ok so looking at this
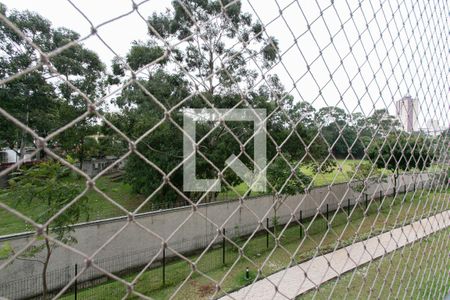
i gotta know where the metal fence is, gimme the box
[0,0,449,299]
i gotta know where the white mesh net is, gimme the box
[0,0,448,299]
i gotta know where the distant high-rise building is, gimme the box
[395,96,420,132]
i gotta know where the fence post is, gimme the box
[379,190,382,202]
[326,204,329,222]
[299,210,303,239]
[222,228,226,265]
[162,244,166,286]
[365,193,368,210]
[74,263,78,300]
[394,174,397,195]
[266,218,269,249]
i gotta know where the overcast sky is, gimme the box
[2,0,448,130]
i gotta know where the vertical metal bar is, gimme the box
[222,228,226,265]
[326,204,329,221]
[74,264,77,300]
[365,193,368,210]
[266,218,269,248]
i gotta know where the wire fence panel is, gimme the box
[0,0,448,299]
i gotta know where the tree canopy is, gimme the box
[0,2,438,207]
[0,3,106,163]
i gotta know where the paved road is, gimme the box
[220,210,450,300]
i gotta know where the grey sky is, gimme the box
[2,0,448,129]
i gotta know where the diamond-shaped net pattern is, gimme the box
[0,0,448,299]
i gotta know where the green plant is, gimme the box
[0,242,12,259]
[0,160,89,299]
[347,161,387,192]
[271,215,280,237]
[267,157,312,235]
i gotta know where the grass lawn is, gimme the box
[59,188,449,300]
[218,159,391,200]
[301,159,374,186]
[300,228,450,299]
[0,176,145,236]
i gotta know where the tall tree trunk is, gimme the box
[42,228,52,300]
[208,37,214,95]
[394,168,399,195]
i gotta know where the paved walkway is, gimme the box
[220,210,450,300]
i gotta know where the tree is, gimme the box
[144,0,279,94]
[110,70,191,202]
[315,106,355,158]
[0,160,88,299]
[0,4,106,165]
[266,157,312,235]
[368,133,434,194]
[108,0,314,204]
[346,161,386,193]
[365,109,401,137]
[0,4,58,156]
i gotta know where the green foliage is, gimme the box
[271,215,280,234]
[267,157,312,196]
[266,157,312,235]
[365,109,401,136]
[368,134,434,172]
[0,4,106,164]
[0,242,12,259]
[108,0,330,203]
[346,161,387,192]
[0,159,89,297]
[126,41,167,71]
[2,160,88,241]
[0,2,429,215]
[315,107,366,159]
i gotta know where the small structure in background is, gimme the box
[0,147,36,164]
[79,156,126,177]
[0,149,17,164]
[0,148,40,187]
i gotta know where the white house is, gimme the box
[0,148,36,164]
[0,149,19,164]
